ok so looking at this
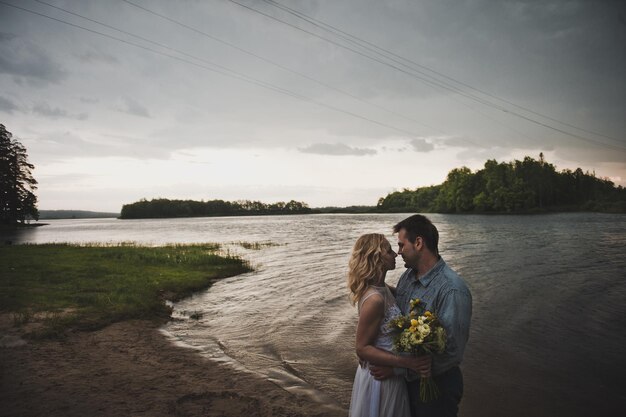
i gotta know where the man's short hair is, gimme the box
[393,214,439,255]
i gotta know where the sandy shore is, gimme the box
[0,318,345,417]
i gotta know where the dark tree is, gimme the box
[0,124,39,225]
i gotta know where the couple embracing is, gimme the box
[347,214,472,417]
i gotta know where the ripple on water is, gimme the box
[9,213,626,415]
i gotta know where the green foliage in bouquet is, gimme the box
[388,298,447,402]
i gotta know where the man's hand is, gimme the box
[369,365,394,380]
[414,355,432,377]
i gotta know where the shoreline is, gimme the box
[0,317,344,417]
[0,242,344,415]
[0,243,342,416]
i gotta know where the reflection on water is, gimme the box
[5,213,626,416]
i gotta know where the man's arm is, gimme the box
[436,288,472,369]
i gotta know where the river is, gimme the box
[5,213,626,416]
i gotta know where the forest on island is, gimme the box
[377,154,626,213]
[120,198,311,219]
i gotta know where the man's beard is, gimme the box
[403,257,417,269]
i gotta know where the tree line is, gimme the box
[3,121,624,223]
[377,154,626,213]
[120,198,312,219]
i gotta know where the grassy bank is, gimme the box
[0,243,251,337]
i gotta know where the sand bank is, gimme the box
[0,319,344,417]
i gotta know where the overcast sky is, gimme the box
[1,0,625,211]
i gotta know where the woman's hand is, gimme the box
[403,355,432,378]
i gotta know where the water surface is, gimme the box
[6,213,626,416]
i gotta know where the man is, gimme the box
[370,214,472,417]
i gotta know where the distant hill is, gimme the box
[39,210,119,219]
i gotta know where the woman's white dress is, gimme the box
[348,285,411,417]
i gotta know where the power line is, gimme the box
[0,0,446,145]
[224,0,625,151]
[263,0,510,109]
[260,0,571,147]
[119,0,444,135]
[7,0,624,152]
[6,1,300,100]
[221,0,508,108]
[262,0,626,146]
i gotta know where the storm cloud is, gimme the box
[0,95,19,113]
[299,143,377,156]
[410,138,435,153]
[0,0,624,210]
[32,102,88,120]
[0,32,66,84]
[116,97,150,118]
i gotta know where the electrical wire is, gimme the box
[119,0,444,135]
[262,0,624,145]
[0,0,449,145]
[223,0,625,151]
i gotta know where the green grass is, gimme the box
[232,240,281,250]
[0,243,251,337]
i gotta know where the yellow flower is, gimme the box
[409,326,417,333]
[424,311,432,317]
[410,319,418,327]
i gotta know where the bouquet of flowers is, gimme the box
[388,298,447,402]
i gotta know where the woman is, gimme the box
[347,233,429,417]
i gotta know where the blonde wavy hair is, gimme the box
[347,233,390,306]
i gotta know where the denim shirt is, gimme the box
[395,257,472,376]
